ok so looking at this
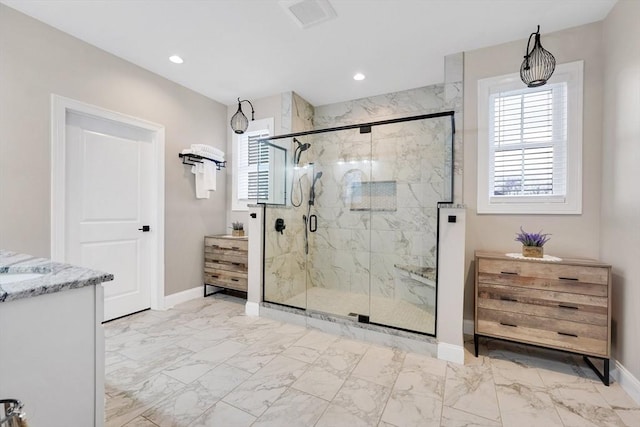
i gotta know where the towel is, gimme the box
[191,144,225,159]
[191,159,217,199]
[182,147,225,163]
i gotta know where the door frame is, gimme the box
[50,94,166,311]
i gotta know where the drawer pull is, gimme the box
[500,322,518,328]
[211,275,219,278]
[232,246,240,250]
[500,271,519,275]
[500,296,518,302]
[557,331,578,337]
[558,304,579,310]
[559,277,579,281]
[231,278,239,282]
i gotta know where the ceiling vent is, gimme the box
[280,0,337,29]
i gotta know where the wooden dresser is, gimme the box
[204,235,248,296]
[474,251,612,385]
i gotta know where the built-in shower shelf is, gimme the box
[350,180,397,211]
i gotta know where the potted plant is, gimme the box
[231,221,244,237]
[515,227,550,258]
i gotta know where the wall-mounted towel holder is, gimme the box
[178,153,226,170]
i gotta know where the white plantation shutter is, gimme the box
[476,60,583,214]
[489,83,567,199]
[237,128,270,200]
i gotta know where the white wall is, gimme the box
[463,22,605,318]
[601,0,640,383]
[0,5,227,296]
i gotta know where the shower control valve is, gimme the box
[275,218,286,234]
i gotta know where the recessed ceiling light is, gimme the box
[169,55,184,64]
[353,73,365,81]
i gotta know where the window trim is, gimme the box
[232,117,274,211]
[477,60,583,214]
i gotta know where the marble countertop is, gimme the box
[0,250,114,303]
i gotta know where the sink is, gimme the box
[0,272,44,284]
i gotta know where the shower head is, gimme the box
[294,138,311,165]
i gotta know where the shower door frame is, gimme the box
[259,110,456,337]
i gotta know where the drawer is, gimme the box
[205,259,247,274]
[477,283,608,312]
[205,247,247,264]
[205,237,248,252]
[478,258,609,286]
[204,271,248,292]
[477,308,607,341]
[477,294,607,326]
[477,272,607,297]
[476,317,608,357]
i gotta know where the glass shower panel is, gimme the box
[263,137,307,309]
[306,128,372,318]
[368,116,453,334]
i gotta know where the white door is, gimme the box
[65,111,154,321]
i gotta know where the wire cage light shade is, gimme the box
[230,98,255,134]
[520,25,556,88]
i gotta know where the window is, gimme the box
[232,118,273,211]
[477,61,583,214]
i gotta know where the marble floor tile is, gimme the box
[252,388,330,427]
[495,382,563,427]
[195,363,253,399]
[142,382,218,427]
[104,295,640,427]
[222,355,309,416]
[351,345,405,387]
[122,416,158,426]
[550,385,626,427]
[105,373,185,427]
[316,377,391,427]
[440,405,502,427]
[443,359,501,423]
[188,401,255,427]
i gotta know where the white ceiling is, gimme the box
[1,0,616,107]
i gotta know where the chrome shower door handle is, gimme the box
[309,215,317,232]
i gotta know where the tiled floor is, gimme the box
[105,294,640,427]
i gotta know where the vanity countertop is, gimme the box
[0,249,113,303]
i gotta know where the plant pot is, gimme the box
[232,229,244,237]
[522,245,543,258]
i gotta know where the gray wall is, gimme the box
[601,0,640,382]
[0,5,228,297]
[463,22,605,321]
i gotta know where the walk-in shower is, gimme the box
[260,112,454,336]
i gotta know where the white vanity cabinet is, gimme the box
[0,284,105,426]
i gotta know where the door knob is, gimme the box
[138,225,151,232]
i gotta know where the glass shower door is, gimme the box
[305,128,372,319]
[367,116,453,334]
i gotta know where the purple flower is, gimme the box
[515,226,551,247]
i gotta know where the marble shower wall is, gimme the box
[263,92,314,306]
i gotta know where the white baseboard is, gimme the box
[164,286,202,309]
[438,342,464,364]
[463,319,474,335]
[612,359,640,405]
[245,301,260,316]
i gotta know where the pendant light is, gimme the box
[520,25,556,88]
[230,98,255,134]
